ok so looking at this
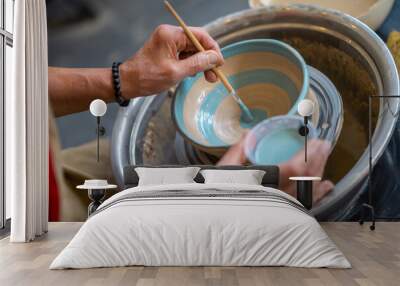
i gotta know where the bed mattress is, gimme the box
[50,183,350,269]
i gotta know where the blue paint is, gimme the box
[234,92,254,123]
[254,128,304,165]
[240,108,267,129]
[196,85,227,146]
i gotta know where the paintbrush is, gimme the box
[164,0,254,122]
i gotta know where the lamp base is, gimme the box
[296,180,313,210]
[88,189,106,216]
[359,203,375,231]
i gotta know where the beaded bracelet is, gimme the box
[112,62,130,107]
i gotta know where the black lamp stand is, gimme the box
[299,116,310,162]
[96,116,106,162]
[359,95,400,231]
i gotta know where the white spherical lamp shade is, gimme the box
[297,99,315,117]
[90,99,107,117]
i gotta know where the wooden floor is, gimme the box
[0,222,399,286]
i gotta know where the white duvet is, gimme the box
[50,183,350,269]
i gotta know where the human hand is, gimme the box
[120,24,224,98]
[217,135,334,204]
[216,133,248,166]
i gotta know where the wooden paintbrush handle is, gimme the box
[164,0,234,94]
[211,68,234,94]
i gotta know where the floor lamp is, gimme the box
[359,95,400,231]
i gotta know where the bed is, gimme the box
[50,165,350,269]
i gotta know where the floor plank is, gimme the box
[0,222,399,286]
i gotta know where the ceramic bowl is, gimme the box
[243,65,343,166]
[248,0,395,30]
[172,39,309,152]
[244,115,317,164]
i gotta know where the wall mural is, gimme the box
[47,0,400,222]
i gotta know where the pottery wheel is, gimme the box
[129,66,343,167]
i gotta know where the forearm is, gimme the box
[49,67,114,116]
[49,66,139,117]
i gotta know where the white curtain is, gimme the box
[7,0,48,242]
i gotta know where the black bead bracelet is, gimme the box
[112,62,130,107]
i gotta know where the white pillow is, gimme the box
[135,167,200,186]
[200,169,266,185]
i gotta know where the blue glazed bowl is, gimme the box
[172,39,309,152]
[244,115,317,165]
